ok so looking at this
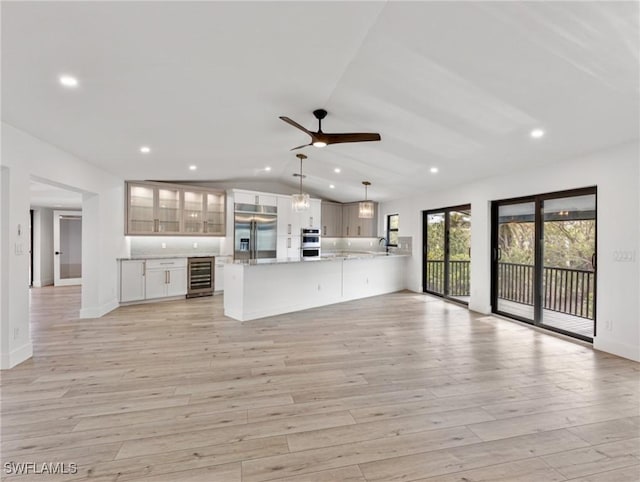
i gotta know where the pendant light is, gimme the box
[359,181,374,218]
[291,153,310,212]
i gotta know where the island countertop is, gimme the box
[232,252,409,266]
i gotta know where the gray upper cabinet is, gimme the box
[322,201,378,237]
[126,181,225,236]
[321,202,343,237]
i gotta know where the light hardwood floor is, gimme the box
[1,286,638,481]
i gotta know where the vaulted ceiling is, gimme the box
[2,1,638,202]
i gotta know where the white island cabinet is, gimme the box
[224,255,407,321]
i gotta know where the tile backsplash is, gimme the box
[321,236,412,255]
[129,236,225,257]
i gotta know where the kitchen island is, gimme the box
[224,254,408,321]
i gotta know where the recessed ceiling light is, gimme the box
[430,167,439,174]
[265,166,272,172]
[530,128,545,139]
[334,168,341,173]
[329,184,335,189]
[59,75,78,88]
[139,146,151,154]
[189,165,197,171]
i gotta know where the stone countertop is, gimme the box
[117,254,232,261]
[233,253,408,266]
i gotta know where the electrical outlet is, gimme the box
[613,250,635,262]
[605,320,613,331]
[161,243,166,249]
[317,284,321,291]
[193,242,198,248]
[13,327,19,339]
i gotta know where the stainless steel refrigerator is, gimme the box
[234,203,277,260]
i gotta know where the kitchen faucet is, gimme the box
[379,237,389,253]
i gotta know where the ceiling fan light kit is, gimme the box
[280,109,381,151]
[292,153,310,212]
[359,181,375,219]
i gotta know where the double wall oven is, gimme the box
[301,228,321,259]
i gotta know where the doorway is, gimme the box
[53,210,82,286]
[491,187,596,341]
[423,205,471,304]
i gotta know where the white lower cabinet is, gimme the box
[119,258,187,303]
[145,259,187,299]
[120,260,146,302]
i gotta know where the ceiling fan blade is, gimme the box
[290,143,312,151]
[279,116,312,135]
[324,132,381,145]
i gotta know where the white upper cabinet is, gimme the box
[234,191,277,207]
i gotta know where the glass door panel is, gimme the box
[541,194,596,338]
[448,209,471,303]
[496,202,535,321]
[183,191,204,233]
[54,211,82,286]
[425,212,445,295]
[205,193,225,234]
[157,188,180,233]
[129,184,155,233]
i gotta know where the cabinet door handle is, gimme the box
[323,226,327,236]
[203,220,208,232]
[154,219,159,232]
[287,238,291,248]
[142,262,146,276]
[168,270,170,284]
[255,195,259,205]
[358,226,361,236]
[346,226,349,236]
[164,270,168,284]
[287,223,291,235]
[310,216,313,227]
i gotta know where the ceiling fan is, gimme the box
[279,109,381,150]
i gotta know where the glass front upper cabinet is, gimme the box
[126,182,225,236]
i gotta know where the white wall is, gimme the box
[379,141,640,362]
[32,208,54,287]
[1,122,128,368]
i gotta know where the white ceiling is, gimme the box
[3,1,639,203]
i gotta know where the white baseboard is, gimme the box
[79,298,119,319]
[32,278,54,288]
[594,337,640,362]
[0,342,33,369]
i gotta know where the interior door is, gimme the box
[53,210,82,286]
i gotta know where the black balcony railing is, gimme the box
[425,260,595,319]
[425,260,470,297]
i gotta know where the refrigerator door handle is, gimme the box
[251,220,256,259]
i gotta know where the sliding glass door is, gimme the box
[540,194,596,338]
[495,201,536,321]
[423,205,471,304]
[492,188,596,341]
